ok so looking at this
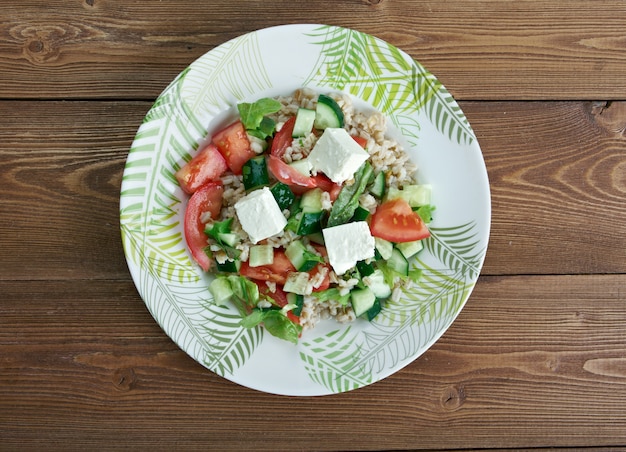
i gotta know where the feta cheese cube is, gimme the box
[234,187,287,244]
[308,128,370,184]
[322,221,375,275]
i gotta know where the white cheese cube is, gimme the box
[308,128,370,184]
[322,221,375,275]
[234,187,287,244]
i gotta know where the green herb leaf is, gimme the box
[327,162,374,227]
[238,98,282,132]
[240,309,302,344]
[415,204,436,223]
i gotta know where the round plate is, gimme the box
[120,24,490,396]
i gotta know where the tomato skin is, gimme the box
[311,174,342,201]
[351,135,368,148]
[212,121,255,174]
[369,198,430,243]
[240,250,296,285]
[254,282,300,324]
[270,116,296,158]
[267,155,317,194]
[175,143,228,195]
[184,182,224,271]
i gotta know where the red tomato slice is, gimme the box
[240,249,296,285]
[254,282,300,324]
[369,198,430,243]
[309,264,330,292]
[270,116,296,158]
[212,121,255,174]
[351,135,368,148]
[311,174,342,201]
[267,155,316,194]
[183,182,223,271]
[175,143,228,195]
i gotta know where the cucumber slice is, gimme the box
[248,245,274,267]
[369,171,386,199]
[374,237,393,260]
[216,259,241,273]
[242,156,269,191]
[270,182,295,210]
[292,108,316,137]
[351,206,370,222]
[283,272,311,295]
[287,292,305,316]
[296,211,323,235]
[396,240,424,260]
[285,240,323,272]
[289,158,313,176]
[356,260,375,277]
[350,287,376,317]
[366,269,392,299]
[209,277,234,306]
[387,248,409,277]
[314,94,344,129]
[366,299,383,321]
[217,232,239,247]
[386,184,432,207]
[300,187,324,213]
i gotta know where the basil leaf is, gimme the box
[262,310,302,344]
[238,98,282,131]
[327,162,374,227]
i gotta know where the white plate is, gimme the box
[120,24,490,396]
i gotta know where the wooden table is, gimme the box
[2,1,626,450]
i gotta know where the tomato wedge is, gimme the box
[183,182,223,271]
[311,174,342,201]
[267,155,316,194]
[270,116,296,158]
[352,135,368,148]
[175,143,228,195]
[369,198,430,243]
[254,282,300,324]
[240,249,296,285]
[212,121,256,174]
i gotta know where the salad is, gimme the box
[176,89,434,344]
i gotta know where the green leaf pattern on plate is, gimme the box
[303,25,475,146]
[120,25,489,395]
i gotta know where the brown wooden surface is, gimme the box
[1,1,626,450]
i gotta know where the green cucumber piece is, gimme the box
[209,277,234,306]
[300,187,324,213]
[283,272,311,295]
[356,260,375,278]
[248,245,274,267]
[242,156,269,191]
[217,232,239,247]
[366,299,383,321]
[287,292,305,316]
[292,108,316,137]
[369,171,386,199]
[374,237,393,260]
[366,269,392,299]
[351,206,370,222]
[387,248,409,277]
[296,211,324,235]
[396,240,424,260]
[386,184,432,207]
[314,94,344,129]
[216,259,241,273]
[289,158,313,176]
[285,240,324,272]
[270,182,295,210]
[350,287,376,317]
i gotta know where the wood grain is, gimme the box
[1,1,625,100]
[2,275,625,450]
[1,100,624,280]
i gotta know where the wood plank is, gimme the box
[1,275,626,449]
[1,1,625,100]
[1,100,625,280]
